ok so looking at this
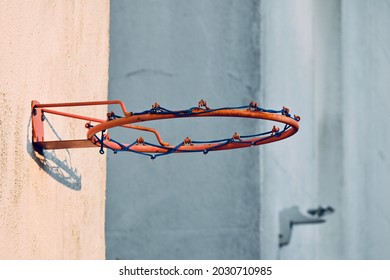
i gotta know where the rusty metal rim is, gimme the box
[31,100,300,154]
[87,109,299,153]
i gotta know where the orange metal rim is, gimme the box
[31,100,300,155]
[87,108,300,153]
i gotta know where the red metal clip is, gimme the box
[271,125,280,135]
[232,132,241,141]
[282,106,290,115]
[136,137,145,145]
[152,102,160,110]
[248,101,258,111]
[106,111,115,121]
[198,99,210,110]
[184,137,193,146]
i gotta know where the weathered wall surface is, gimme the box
[107,0,390,259]
[107,0,261,260]
[259,0,319,259]
[0,1,109,259]
[341,0,390,259]
[260,0,390,259]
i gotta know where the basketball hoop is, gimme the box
[31,100,300,159]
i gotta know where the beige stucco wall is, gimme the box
[0,1,109,259]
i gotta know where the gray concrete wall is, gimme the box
[260,0,390,259]
[259,0,320,259]
[107,0,261,260]
[341,0,390,259]
[107,0,390,259]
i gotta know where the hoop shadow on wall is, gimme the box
[26,116,82,190]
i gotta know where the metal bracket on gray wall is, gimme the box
[279,206,330,247]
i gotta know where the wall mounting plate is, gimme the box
[279,206,327,247]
